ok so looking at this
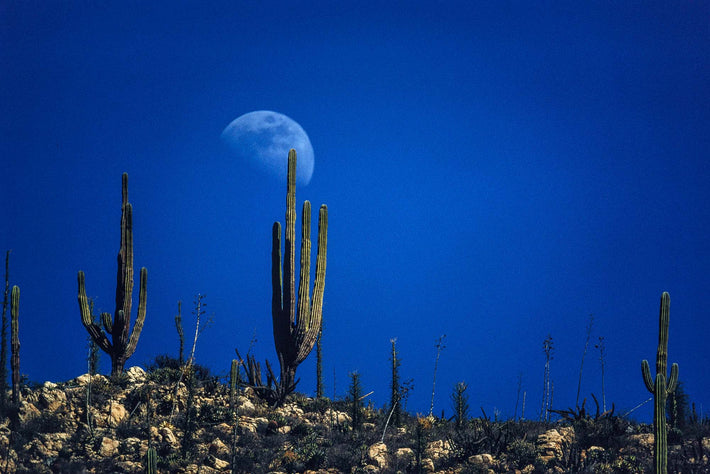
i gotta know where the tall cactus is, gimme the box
[641,292,678,474]
[271,149,328,403]
[10,285,20,403]
[78,173,147,376]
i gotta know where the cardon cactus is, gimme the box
[641,292,678,474]
[10,285,20,403]
[78,173,147,375]
[271,149,328,404]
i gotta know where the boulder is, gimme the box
[98,437,120,457]
[368,441,388,469]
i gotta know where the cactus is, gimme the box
[10,285,20,403]
[641,292,678,474]
[175,301,184,365]
[229,359,239,404]
[145,446,157,474]
[78,173,147,376]
[270,149,328,404]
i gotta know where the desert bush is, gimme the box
[506,438,539,469]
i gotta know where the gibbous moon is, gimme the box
[221,111,314,185]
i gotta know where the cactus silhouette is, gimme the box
[10,285,20,403]
[271,149,328,404]
[641,292,678,474]
[78,173,147,376]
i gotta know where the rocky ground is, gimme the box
[0,365,708,473]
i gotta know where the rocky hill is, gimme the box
[1,366,708,473]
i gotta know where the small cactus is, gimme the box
[145,446,157,474]
[229,359,239,403]
[641,292,678,474]
[78,173,147,375]
[10,285,20,403]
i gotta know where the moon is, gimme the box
[221,111,314,185]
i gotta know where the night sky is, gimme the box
[2,1,708,422]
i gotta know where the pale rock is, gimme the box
[206,454,230,470]
[421,457,435,472]
[469,453,494,465]
[73,373,107,386]
[107,401,128,426]
[536,427,575,463]
[278,402,304,418]
[120,437,142,455]
[368,441,388,469]
[37,386,67,412]
[236,395,256,415]
[42,381,57,389]
[18,400,40,423]
[395,447,415,465]
[209,438,230,458]
[363,422,376,431]
[362,465,379,473]
[160,425,179,447]
[277,425,292,434]
[426,438,450,462]
[99,436,120,457]
[125,366,147,383]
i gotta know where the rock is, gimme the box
[125,366,146,384]
[469,453,494,465]
[236,395,256,415]
[421,457,435,472]
[536,427,574,463]
[426,438,450,462]
[206,454,230,470]
[120,437,142,455]
[107,402,128,426]
[160,425,179,448]
[395,447,415,466]
[209,438,230,458]
[18,401,40,423]
[72,373,107,386]
[37,387,67,412]
[98,436,120,457]
[368,442,388,469]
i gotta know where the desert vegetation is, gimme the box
[1,150,708,473]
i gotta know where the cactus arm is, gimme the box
[272,222,290,358]
[116,200,134,349]
[668,364,679,393]
[295,204,327,364]
[655,292,670,375]
[641,360,654,392]
[284,149,297,328]
[78,271,112,354]
[101,312,113,334]
[296,200,312,332]
[125,266,147,359]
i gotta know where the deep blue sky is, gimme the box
[2,2,708,422]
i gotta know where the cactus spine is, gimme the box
[10,285,20,403]
[271,149,328,403]
[78,173,147,375]
[641,292,678,474]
